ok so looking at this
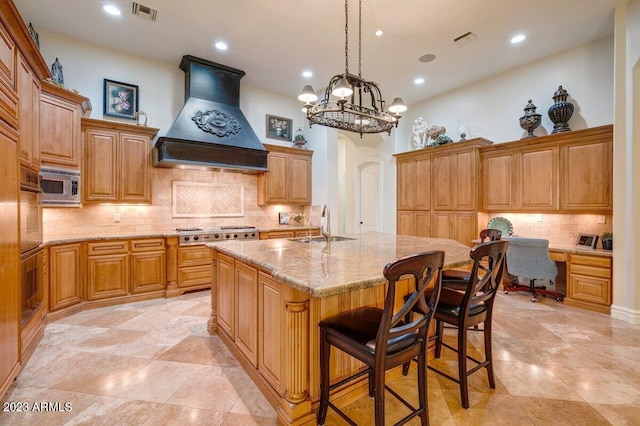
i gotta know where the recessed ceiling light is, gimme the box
[102,4,122,16]
[215,41,228,51]
[511,34,526,44]
[414,77,425,85]
[302,71,313,78]
[418,53,436,63]
[375,29,383,37]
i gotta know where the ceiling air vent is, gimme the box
[132,2,158,21]
[453,31,478,47]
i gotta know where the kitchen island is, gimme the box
[206,232,472,425]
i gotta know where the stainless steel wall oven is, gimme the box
[20,166,44,326]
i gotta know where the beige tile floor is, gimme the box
[2,289,640,425]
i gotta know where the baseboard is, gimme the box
[610,304,640,325]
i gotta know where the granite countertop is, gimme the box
[207,232,472,298]
[471,239,613,258]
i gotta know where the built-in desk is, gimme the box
[547,246,612,314]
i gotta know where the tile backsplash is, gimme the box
[43,167,305,239]
[478,212,613,248]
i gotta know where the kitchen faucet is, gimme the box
[321,204,331,241]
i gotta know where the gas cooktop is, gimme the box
[175,226,260,245]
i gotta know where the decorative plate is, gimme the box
[487,216,513,236]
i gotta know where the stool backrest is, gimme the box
[378,250,444,356]
[459,240,508,316]
[480,228,502,242]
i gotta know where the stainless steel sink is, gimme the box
[290,236,357,243]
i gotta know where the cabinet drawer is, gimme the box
[178,245,213,267]
[570,264,610,279]
[549,251,565,262]
[131,238,165,252]
[260,231,295,239]
[87,240,128,255]
[295,229,320,238]
[569,254,611,269]
[178,265,213,288]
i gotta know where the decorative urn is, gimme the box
[547,85,574,133]
[519,99,542,139]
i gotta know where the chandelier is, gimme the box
[298,0,406,136]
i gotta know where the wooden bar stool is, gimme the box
[317,250,445,426]
[430,240,508,408]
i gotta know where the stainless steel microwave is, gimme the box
[40,167,81,207]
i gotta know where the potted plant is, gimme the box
[601,232,613,250]
[293,128,307,148]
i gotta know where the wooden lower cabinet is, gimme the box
[49,242,83,311]
[177,245,213,292]
[259,272,285,395]
[87,240,129,300]
[131,239,166,294]
[259,228,320,240]
[235,261,258,367]
[430,211,476,246]
[217,252,235,337]
[565,253,612,314]
[397,211,430,236]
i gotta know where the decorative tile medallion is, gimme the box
[172,181,244,218]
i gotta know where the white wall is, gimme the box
[397,36,614,150]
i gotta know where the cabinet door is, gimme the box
[431,212,475,246]
[217,252,235,337]
[397,211,414,235]
[49,243,83,311]
[482,151,517,211]
[263,152,288,203]
[432,153,454,210]
[120,133,151,202]
[414,155,431,210]
[0,129,18,396]
[87,253,129,300]
[84,128,118,202]
[561,139,612,212]
[17,54,40,169]
[397,159,416,210]
[0,23,18,130]
[289,154,311,204]
[452,150,474,210]
[414,211,431,237]
[235,261,258,367]
[259,272,285,394]
[131,251,166,294]
[518,146,558,211]
[40,92,81,168]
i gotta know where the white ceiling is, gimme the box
[14,0,619,106]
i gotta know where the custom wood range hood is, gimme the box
[153,55,268,172]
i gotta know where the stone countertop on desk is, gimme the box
[207,232,472,298]
[546,244,613,257]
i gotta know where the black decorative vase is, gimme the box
[548,85,574,134]
[519,99,541,139]
[602,240,612,250]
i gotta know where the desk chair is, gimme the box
[503,237,564,302]
[317,251,444,426]
[430,240,508,409]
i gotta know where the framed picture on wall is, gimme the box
[266,114,292,141]
[103,79,139,119]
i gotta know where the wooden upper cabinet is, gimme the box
[397,153,430,211]
[84,127,118,202]
[40,81,90,169]
[431,140,489,211]
[479,125,612,214]
[518,145,558,211]
[481,150,517,211]
[0,22,15,90]
[258,144,313,205]
[17,52,40,170]
[561,129,612,212]
[82,118,158,204]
